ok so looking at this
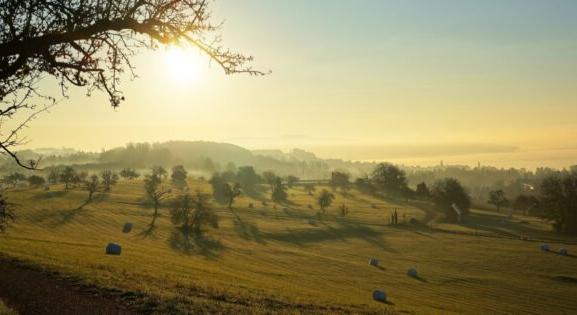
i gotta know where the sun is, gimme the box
[163,46,205,83]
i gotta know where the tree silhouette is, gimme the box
[0,194,14,232]
[171,165,188,189]
[431,178,471,221]
[488,189,510,212]
[286,175,299,188]
[415,182,431,199]
[170,191,218,236]
[318,189,335,213]
[144,168,171,227]
[330,171,350,192]
[371,163,409,197]
[271,176,287,203]
[2,172,26,188]
[100,169,118,192]
[236,166,260,193]
[84,174,99,201]
[0,1,264,168]
[540,172,577,235]
[223,182,241,209]
[262,171,277,189]
[27,175,46,188]
[59,166,76,190]
[119,168,140,180]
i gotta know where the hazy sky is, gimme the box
[19,0,577,166]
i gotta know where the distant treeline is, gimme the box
[2,141,576,210]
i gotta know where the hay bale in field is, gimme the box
[541,244,551,252]
[368,257,379,267]
[407,267,418,278]
[105,243,122,255]
[559,248,568,256]
[372,290,387,302]
[122,222,133,233]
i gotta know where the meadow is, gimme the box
[1,179,576,314]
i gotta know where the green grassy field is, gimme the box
[0,299,17,315]
[1,179,576,314]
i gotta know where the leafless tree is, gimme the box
[0,194,14,232]
[84,174,99,201]
[0,0,264,169]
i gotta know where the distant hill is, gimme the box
[252,148,318,162]
[156,141,255,165]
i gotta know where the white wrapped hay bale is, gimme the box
[372,290,387,302]
[368,257,379,267]
[122,222,133,233]
[106,243,122,255]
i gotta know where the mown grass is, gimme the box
[1,179,576,314]
[0,299,17,315]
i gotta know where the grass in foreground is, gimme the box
[0,299,17,315]
[1,180,576,314]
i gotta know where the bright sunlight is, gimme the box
[163,46,205,83]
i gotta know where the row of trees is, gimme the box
[414,167,577,235]
[2,161,575,236]
[481,171,577,235]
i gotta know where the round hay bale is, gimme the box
[559,248,568,256]
[372,290,387,302]
[368,258,379,267]
[105,243,122,255]
[541,244,551,252]
[407,267,418,278]
[122,222,133,233]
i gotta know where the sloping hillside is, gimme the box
[0,181,576,314]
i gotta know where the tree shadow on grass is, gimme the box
[32,190,69,199]
[30,200,91,227]
[243,188,267,202]
[168,228,224,259]
[230,209,266,244]
[260,218,396,252]
[457,211,570,241]
[409,275,428,283]
[138,222,159,239]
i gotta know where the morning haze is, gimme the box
[21,0,577,169]
[1,1,576,314]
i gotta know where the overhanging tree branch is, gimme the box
[0,0,265,169]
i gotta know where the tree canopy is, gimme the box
[539,171,577,235]
[371,163,409,196]
[0,0,262,168]
[431,177,471,221]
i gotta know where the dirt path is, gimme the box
[0,257,135,315]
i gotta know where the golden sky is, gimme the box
[18,1,577,167]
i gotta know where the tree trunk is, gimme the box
[151,201,159,226]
